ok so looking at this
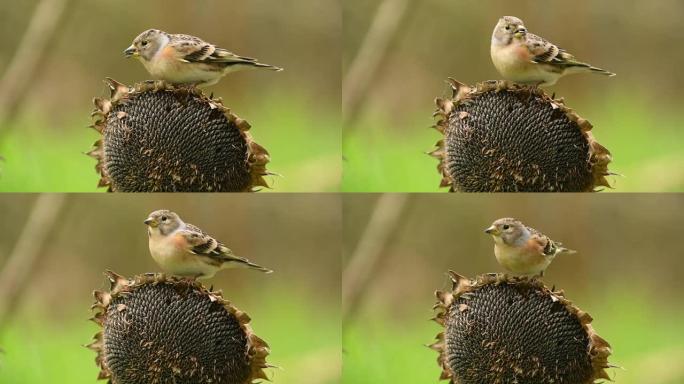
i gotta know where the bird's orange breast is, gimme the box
[523,237,546,254]
[170,233,187,250]
[161,45,178,59]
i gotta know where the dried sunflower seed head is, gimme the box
[431,271,612,384]
[87,79,271,192]
[430,80,613,192]
[88,271,270,384]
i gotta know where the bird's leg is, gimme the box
[171,83,195,91]
[149,79,167,91]
[181,275,199,283]
[185,83,199,90]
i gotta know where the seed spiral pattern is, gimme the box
[103,90,249,192]
[445,283,591,384]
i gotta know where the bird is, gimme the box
[144,209,273,279]
[124,29,282,87]
[490,16,615,87]
[484,217,576,276]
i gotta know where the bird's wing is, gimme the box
[180,223,252,263]
[167,34,258,65]
[525,225,577,257]
[524,33,563,64]
[178,223,272,273]
[525,32,594,70]
[177,224,221,259]
[524,226,556,256]
[164,34,213,62]
[205,47,260,64]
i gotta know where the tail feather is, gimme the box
[558,247,577,256]
[223,256,273,273]
[562,58,615,77]
[567,62,615,76]
[588,65,616,76]
[251,62,283,71]
[243,260,274,273]
[224,61,283,71]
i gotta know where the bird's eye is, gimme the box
[505,26,511,31]
[502,225,510,230]
[141,40,148,47]
[161,216,167,221]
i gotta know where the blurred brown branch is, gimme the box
[342,194,409,323]
[0,194,67,328]
[342,0,415,130]
[0,0,71,126]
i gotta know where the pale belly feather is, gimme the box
[494,244,550,275]
[491,44,560,86]
[149,235,218,278]
[142,57,223,85]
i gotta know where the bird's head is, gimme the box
[484,217,526,246]
[144,209,182,235]
[492,16,527,45]
[124,29,168,61]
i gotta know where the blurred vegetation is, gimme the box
[0,0,341,192]
[342,0,684,192]
[342,194,684,383]
[0,194,341,383]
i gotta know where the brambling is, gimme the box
[144,209,273,279]
[491,16,615,87]
[484,218,576,277]
[124,29,282,87]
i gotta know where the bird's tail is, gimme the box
[558,246,577,256]
[223,255,273,273]
[567,62,615,77]
[587,65,616,77]
[250,62,283,71]
[225,60,282,72]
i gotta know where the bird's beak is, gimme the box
[514,27,527,37]
[124,45,139,58]
[144,217,157,227]
[484,225,499,235]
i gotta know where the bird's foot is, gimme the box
[179,83,199,90]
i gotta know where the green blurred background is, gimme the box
[342,194,684,384]
[0,0,341,192]
[342,0,684,192]
[0,194,341,383]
